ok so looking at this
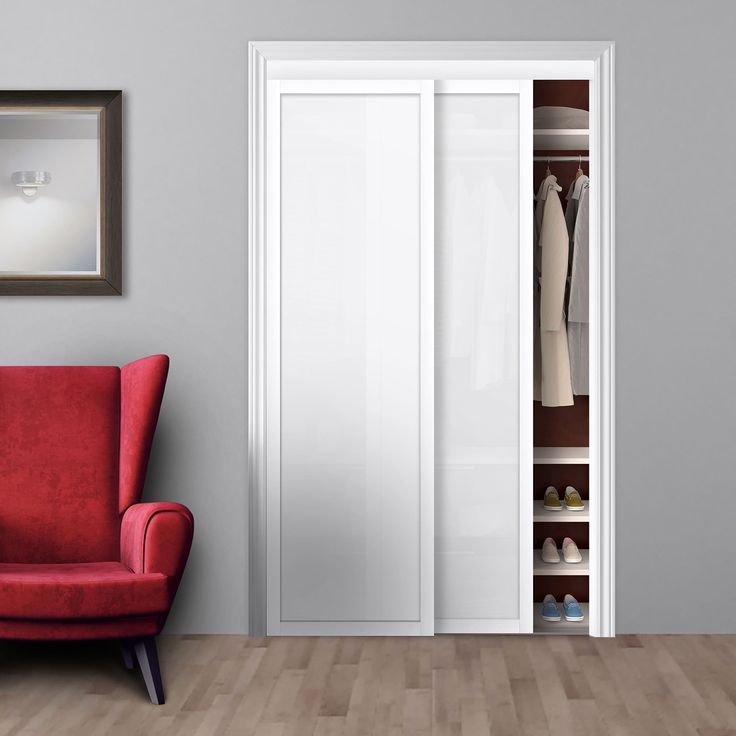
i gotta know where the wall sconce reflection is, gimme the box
[11,171,52,199]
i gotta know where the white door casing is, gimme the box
[248,42,615,637]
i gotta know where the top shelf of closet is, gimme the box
[533,447,589,465]
[533,128,588,151]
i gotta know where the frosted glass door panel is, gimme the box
[435,93,521,623]
[279,94,422,622]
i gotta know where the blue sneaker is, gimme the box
[541,594,561,621]
[563,594,584,621]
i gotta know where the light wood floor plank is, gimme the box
[0,635,734,735]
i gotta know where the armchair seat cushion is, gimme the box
[0,562,169,620]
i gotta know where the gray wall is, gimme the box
[0,0,733,634]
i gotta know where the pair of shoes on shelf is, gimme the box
[542,594,584,622]
[542,537,582,563]
[544,485,585,511]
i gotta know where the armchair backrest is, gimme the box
[0,355,168,563]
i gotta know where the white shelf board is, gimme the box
[534,603,589,635]
[534,549,589,576]
[534,447,589,464]
[533,500,590,522]
[534,128,589,150]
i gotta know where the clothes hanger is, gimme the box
[575,154,584,180]
[545,159,551,177]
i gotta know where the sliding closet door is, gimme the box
[266,81,434,635]
[434,81,533,633]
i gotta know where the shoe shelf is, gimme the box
[533,500,590,522]
[533,549,589,575]
[533,446,589,464]
[533,603,589,635]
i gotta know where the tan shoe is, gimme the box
[562,537,582,563]
[564,486,585,511]
[542,537,560,563]
[543,486,562,511]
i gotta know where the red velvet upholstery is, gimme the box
[120,355,169,513]
[0,355,193,641]
[0,562,168,619]
[0,616,162,641]
[0,367,121,563]
[121,503,193,580]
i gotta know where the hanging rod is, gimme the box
[534,156,589,162]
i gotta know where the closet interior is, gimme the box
[532,80,590,634]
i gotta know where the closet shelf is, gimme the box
[533,447,589,464]
[533,500,590,522]
[533,603,589,635]
[533,128,589,151]
[533,550,589,576]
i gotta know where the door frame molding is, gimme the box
[248,40,616,637]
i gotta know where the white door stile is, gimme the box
[518,78,534,634]
[265,79,282,636]
[419,79,436,637]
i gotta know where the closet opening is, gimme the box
[248,42,615,638]
[532,79,591,634]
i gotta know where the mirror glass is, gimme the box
[0,111,100,274]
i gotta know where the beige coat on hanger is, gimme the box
[534,175,574,407]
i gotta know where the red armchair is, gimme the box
[0,354,193,704]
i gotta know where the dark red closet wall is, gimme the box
[533,79,590,449]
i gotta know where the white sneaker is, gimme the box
[562,537,582,563]
[541,537,560,563]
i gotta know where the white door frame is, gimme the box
[248,41,615,637]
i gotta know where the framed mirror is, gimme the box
[0,91,122,295]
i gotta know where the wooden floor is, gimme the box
[1,634,736,735]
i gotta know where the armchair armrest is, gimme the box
[121,503,194,586]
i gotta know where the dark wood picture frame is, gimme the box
[0,91,122,295]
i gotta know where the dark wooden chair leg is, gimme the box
[133,636,165,705]
[121,639,135,670]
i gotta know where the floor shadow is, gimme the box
[0,639,147,699]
